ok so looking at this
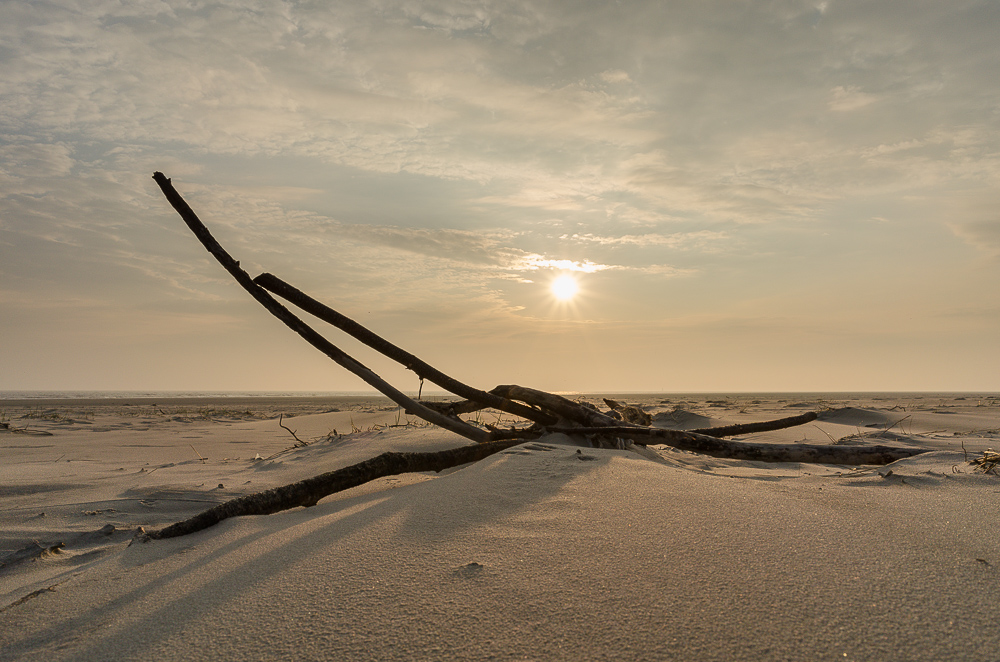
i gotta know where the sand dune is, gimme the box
[2,393,999,660]
[652,408,727,430]
[817,406,897,428]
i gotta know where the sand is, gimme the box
[2,392,999,660]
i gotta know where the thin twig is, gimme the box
[278,414,303,445]
[813,425,837,443]
[878,415,911,438]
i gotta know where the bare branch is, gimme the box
[542,425,925,464]
[146,438,525,539]
[278,414,303,445]
[493,385,630,428]
[692,411,819,437]
[255,273,555,426]
[148,170,937,547]
[152,172,488,443]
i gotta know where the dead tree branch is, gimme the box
[254,273,555,426]
[147,438,524,539]
[692,411,819,437]
[278,414,303,445]
[152,172,489,444]
[493,385,629,428]
[541,425,925,464]
[149,171,935,539]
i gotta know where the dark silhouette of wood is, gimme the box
[147,438,524,539]
[692,411,819,437]
[278,414,304,445]
[540,424,924,464]
[152,172,489,444]
[493,385,629,428]
[254,273,555,427]
[148,171,934,539]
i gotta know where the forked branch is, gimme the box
[152,172,489,444]
[254,273,555,426]
[148,172,932,539]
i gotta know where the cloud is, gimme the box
[0,142,74,179]
[562,230,729,250]
[315,222,624,282]
[333,223,513,266]
[3,0,1000,390]
[952,219,1000,257]
[626,264,695,277]
[829,85,877,112]
[512,256,612,273]
[862,139,924,157]
[4,0,995,230]
[598,69,632,84]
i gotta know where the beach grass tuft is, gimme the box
[970,448,1000,474]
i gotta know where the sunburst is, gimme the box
[551,273,578,301]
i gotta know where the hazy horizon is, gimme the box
[5,389,998,399]
[2,1,998,393]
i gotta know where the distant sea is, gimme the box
[0,391,382,400]
[2,390,996,401]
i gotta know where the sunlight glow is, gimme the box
[551,273,579,301]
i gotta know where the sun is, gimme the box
[551,273,579,301]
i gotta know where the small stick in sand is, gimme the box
[190,444,207,463]
[278,414,303,445]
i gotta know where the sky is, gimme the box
[1,0,999,394]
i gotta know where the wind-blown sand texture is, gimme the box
[2,393,999,661]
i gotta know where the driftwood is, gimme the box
[691,412,821,438]
[152,172,490,444]
[605,398,653,426]
[148,172,931,539]
[542,425,926,464]
[148,439,524,539]
[253,273,557,427]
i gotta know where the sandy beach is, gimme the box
[2,392,999,660]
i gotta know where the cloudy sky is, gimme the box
[2,0,998,394]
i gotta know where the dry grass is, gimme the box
[970,448,1000,474]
